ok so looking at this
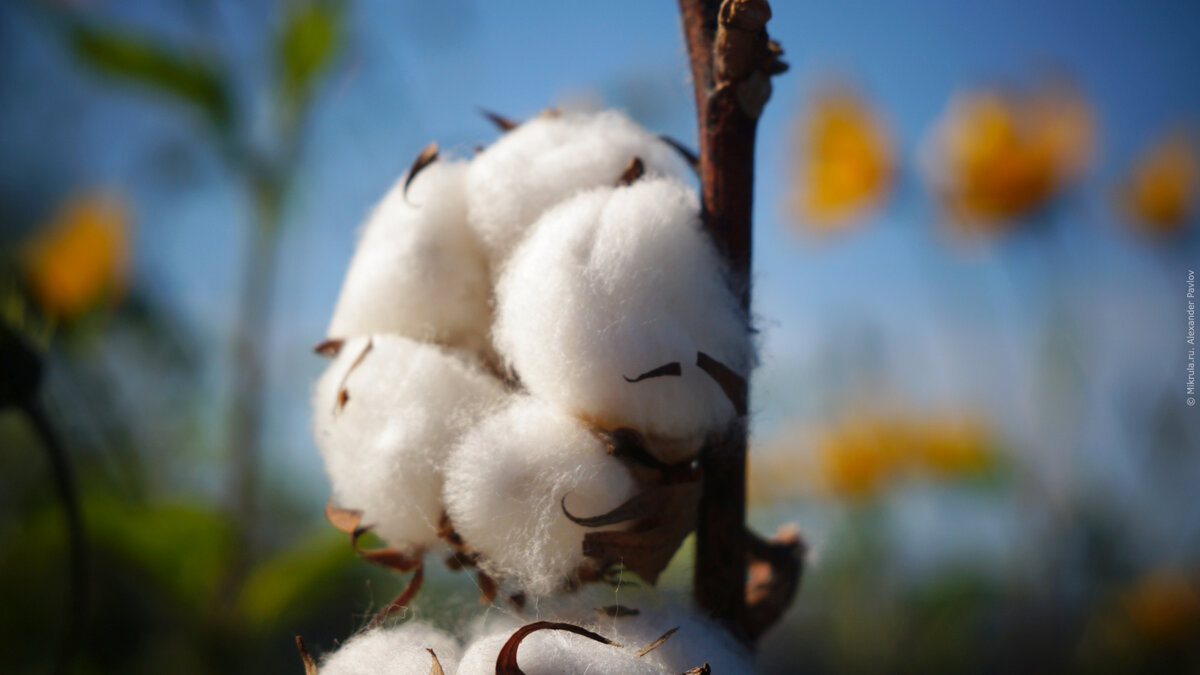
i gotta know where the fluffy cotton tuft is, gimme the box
[443,396,636,596]
[313,335,507,552]
[327,159,493,353]
[466,110,691,267]
[454,602,753,675]
[319,622,461,675]
[493,177,755,457]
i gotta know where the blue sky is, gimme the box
[2,1,1198,546]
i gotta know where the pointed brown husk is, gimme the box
[495,622,622,675]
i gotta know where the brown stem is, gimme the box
[677,0,786,639]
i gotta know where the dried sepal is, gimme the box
[295,635,317,675]
[636,626,679,657]
[658,135,700,171]
[744,524,806,640]
[403,142,440,202]
[681,665,712,675]
[313,338,344,357]
[695,351,747,416]
[427,648,445,675]
[561,489,662,528]
[477,570,499,605]
[581,479,703,584]
[324,502,421,573]
[480,108,519,132]
[618,156,647,186]
[622,361,682,383]
[333,337,373,414]
[367,562,425,628]
[495,622,622,675]
[325,500,362,534]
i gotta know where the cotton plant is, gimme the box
[303,103,772,671]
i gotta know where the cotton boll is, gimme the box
[467,110,691,266]
[319,622,461,675]
[443,396,636,596]
[313,334,507,552]
[456,623,663,675]
[327,159,493,353]
[603,605,755,674]
[453,602,753,675]
[494,177,755,459]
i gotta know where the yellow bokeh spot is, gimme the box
[815,413,996,501]
[792,88,893,231]
[926,85,1095,231]
[23,192,131,320]
[1120,132,1198,236]
[817,418,909,500]
[1122,570,1200,646]
[915,417,992,477]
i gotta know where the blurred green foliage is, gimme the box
[67,22,232,131]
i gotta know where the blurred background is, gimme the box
[1,1,1198,673]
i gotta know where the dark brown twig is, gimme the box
[677,0,787,640]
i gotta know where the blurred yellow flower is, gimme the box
[814,413,996,501]
[1119,132,1197,236]
[922,84,1095,231]
[790,87,893,232]
[817,418,909,500]
[23,192,130,320]
[915,417,993,477]
[1122,570,1200,645]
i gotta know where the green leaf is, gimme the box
[85,497,235,610]
[67,22,232,130]
[277,1,344,113]
[235,528,357,631]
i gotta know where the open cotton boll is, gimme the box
[319,622,461,675]
[454,602,753,675]
[313,334,506,552]
[456,625,664,675]
[327,159,492,353]
[443,396,636,596]
[466,109,691,266]
[596,605,756,674]
[494,177,756,460]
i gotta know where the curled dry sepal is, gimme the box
[493,621,710,675]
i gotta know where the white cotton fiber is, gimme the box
[442,396,636,597]
[319,622,461,675]
[327,159,493,353]
[604,604,756,674]
[466,109,691,267]
[313,334,507,552]
[454,602,754,675]
[493,177,755,458]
